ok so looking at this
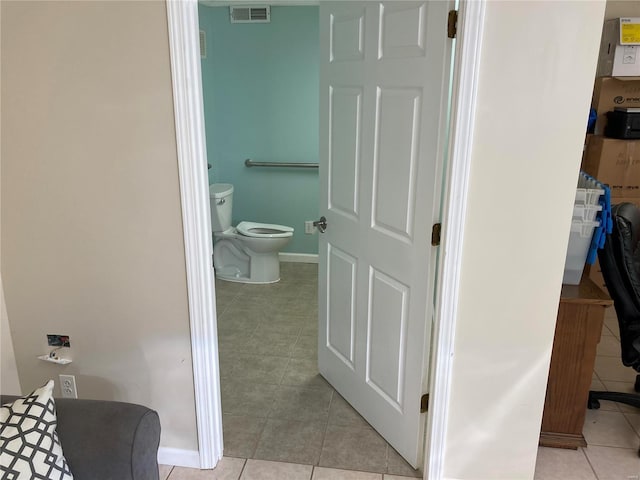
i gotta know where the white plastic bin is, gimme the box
[575,187,605,206]
[563,219,600,285]
[572,203,603,222]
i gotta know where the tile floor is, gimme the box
[159,263,640,479]
[215,263,419,478]
[533,306,640,479]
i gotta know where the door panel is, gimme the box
[372,87,422,240]
[366,267,409,410]
[327,245,357,368]
[318,1,450,467]
[329,87,362,219]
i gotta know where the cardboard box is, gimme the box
[587,196,640,294]
[582,136,640,197]
[597,18,640,77]
[592,77,640,134]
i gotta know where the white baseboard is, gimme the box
[158,447,201,468]
[279,252,318,263]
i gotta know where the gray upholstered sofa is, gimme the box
[1,395,161,480]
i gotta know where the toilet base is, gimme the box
[213,241,282,284]
[215,271,280,284]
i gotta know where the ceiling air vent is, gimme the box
[230,6,271,24]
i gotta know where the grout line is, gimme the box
[579,447,600,480]
[237,457,248,480]
[317,389,335,468]
[163,465,175,480]
[250,416,269,460]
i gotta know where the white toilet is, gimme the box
[209,183,293,284]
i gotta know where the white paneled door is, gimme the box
[318,1,451,467]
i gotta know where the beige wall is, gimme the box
[605,0,640,19]
[442,1,605,479]
[1,1,198,451]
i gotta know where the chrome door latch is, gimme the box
[313,216,328,233]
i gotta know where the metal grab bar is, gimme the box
[244,158,318,169]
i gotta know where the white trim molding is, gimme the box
[157,448,201,469]
[425,1,486,479]
[279,252,319,264]
[166,0,224,469]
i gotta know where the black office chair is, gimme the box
[588,203,640,419]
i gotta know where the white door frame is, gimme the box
[165,0,485,476]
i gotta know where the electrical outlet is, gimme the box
[59,374,78,399]
[304,221,316,234]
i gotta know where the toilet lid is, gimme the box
[236,221,294,238]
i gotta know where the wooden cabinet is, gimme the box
[539,277,613,449]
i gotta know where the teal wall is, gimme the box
[199,6,319,255]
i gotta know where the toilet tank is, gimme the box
[209,183,234,232]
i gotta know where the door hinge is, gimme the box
[447,10,458,39]
[431,223,442,246]
[420,393,430,413]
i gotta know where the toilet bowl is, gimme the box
[210,184,293,284]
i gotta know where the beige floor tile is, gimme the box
[533,447,596,480]
[291,335,318,359]
[217,315,262,334]
[253,319,304,336]
[583,409,640,448]
[319,424,388,473]
[583,445,640,480]
[221,303,274,323]
[223,415,267,458]
[169,457,246,479]
[604,306,617,320]
[253,418,325,465]
[603,316,620,339]
[240,459,313,480]
[245,331,299,357]
[269,385,333,423]
[221,381,279,417]
[600,324,615,337]
[267,298,316,317]
[312,467,382,479]
[601,380,640,413]
[386,448,421,478]
[215,279,245,295]
[594,356,637,383]
[327,394,370,429]
[591,376,604,390]
[159,464,174,480]
[625,413,640,437]
[300,322,319,337]
[227,354,290,385]
[218,329,254,352]
[597,335,622,357]
[281,357,332,391]
[383,476,418,480]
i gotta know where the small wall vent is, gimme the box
[199,30,206,58]
[230,6,271,24]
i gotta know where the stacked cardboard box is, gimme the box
[583,135,640,291]
[583,139,640,292]
[584,18,640,291]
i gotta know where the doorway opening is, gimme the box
[199,4,421,476]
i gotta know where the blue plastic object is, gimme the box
[579,171,612,265]
[587,108,597,134]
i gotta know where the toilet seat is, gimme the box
[236,221,293,238]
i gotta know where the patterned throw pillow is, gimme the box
[0,380,74,480]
